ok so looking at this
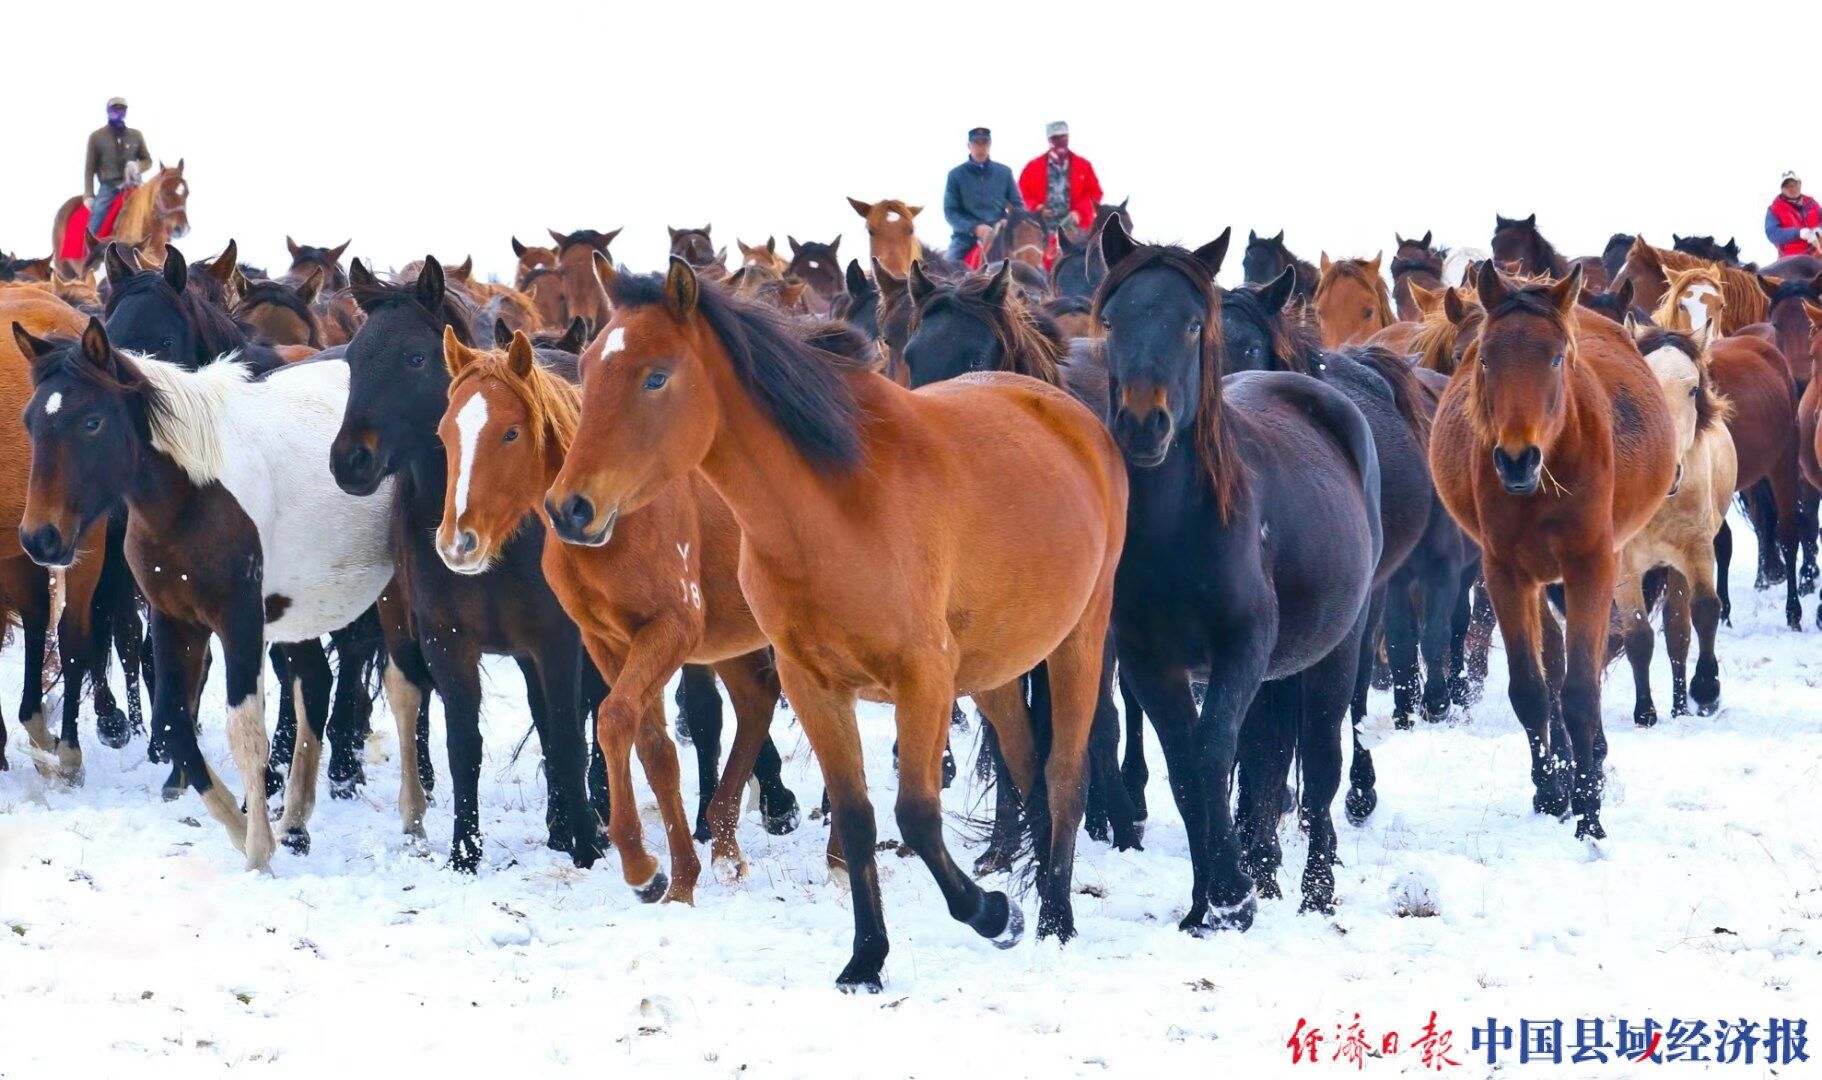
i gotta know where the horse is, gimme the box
[52,160,191,277]
[980,207,1050,272]
[668,225,723,273]
[236,271,325,348]
[544,228,621,331]
[443,326,800,898]
[1799,300,1822,627]
[1578,278,1643,325]
[1430,263,1677,841]
[549,254,1125,991]
[1391,232,1445,322]
[1490,213,1569,278]
[1602,234,1636,284]
[1672,234,1745,267]
[1313,254,1396,348]
[1241,230,1318,303]
[784,236,844,315]
[501,314,590,355]
[1096,218,1382,927]
[1,254,53,282]
[1611,237,1769,333]
[15,317,396,868]
[847,198,927,278]
[1652,268,1807,628]
[284,238,350,292]
[328,256,606,872]
[100,245,287,375]
[1049,226,1109,302]
[1617,322,1736,723]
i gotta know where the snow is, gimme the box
[1,511,1818,1075]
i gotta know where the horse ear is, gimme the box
[766,236,776,254]
[1757,274,1782,301]
[104,242,135,283]
[1248,229,1258,243]
[845,259,869,296]
[297,268,323,307]
[1319,251,1333,275]
[1443,286,1468,326]
[1272,230,1284,244]
[11,321,51,363]
[1099,214,1137,272]
[442,324,473,377]
[329,240,350,263]
[907,260,936,305]
[162,246,188,292]
[1548,263,1583,314]
[1803,299,1822,328]
[847,196,873,219]
[558,316,587,354]
[788,236,802,256]
[984,258,1013,305]
[174,158,184,173]
[600,228,622,249]
[1395,233,1406,246]
[507,331,535,378]
[591,249,617,301]
[908,205,923,218]
[1421,230,1432,248]
[1192,227,1231,277]
[512,236,527,258]
[1523,213,1536,227]
[493,317,512,349]
[453,256,473,281]
[1262,265,1297,312]
[1367,251,1383,277]
[549,228,568,247]
[667,226,681,241]
[286,236,301,259]
[1476,259,1511,310]
[350,257,376,291]
[80,316,113,371]
[829,236,841,258]
[417,256,446,308]
[210,239,239,283]
[663,256,700,318]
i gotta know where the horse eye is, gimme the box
[408,353,426,368]
[83,415,102,433]
[1551,353,1565,368]
[1188,320,1203,336]
[503,427,519,443]
[969,354,986,370]
[1688,385,1699,398]
[643,370,669,391]
[160,336,174,349]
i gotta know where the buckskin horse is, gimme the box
[1095,218,1382,928]
[548,255,1126,991]
[51,160,191,277]
[1430,263,1676,842]
[441,323,800,898]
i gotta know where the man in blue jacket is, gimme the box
[944,127,1021,262]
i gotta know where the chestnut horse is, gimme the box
[737,236,788,274]
[1431,264,1676,841]
[442,325,800,897]
[1612,238,1768,333]
[1618,322,1736,723]
[547,256,1126,991]
[52,160,190,276]
[847,197,926,277]
[546,228,621,331]
[1313,253,1395,348]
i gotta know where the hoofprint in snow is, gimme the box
[0,511,1816,1076]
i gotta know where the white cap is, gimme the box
[1045,120,1069,138]
[1783,169,1801,184]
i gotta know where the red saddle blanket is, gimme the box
[59,189,132,260]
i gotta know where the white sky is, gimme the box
[0,0,1802,286]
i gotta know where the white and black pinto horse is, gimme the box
[13,318,410,869]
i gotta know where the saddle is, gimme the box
[59,186,135,260]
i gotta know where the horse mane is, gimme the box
[236,278,320,336]
[449,346,581,459]
[1336,343,1433,447]
[915,273,1066,385]
[605,271,867,471]
[106,268,250,361]
[1632,326,1731,438]
[113,183,158,244]
[1093,243,1243,518]
[349,270,478,346]
[1650,264,1724,328]
[1410,297,1484,374]
[1315,258,1395,323]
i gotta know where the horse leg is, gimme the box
[1713,521,1733,626]
[1118,648,1221,931]
[1685,559,1724,716]
[221,599,276,872]
[326,612,381,799]
[382,654,429,839]
[1026,607,1113,944]
[1771,456,1805,629]
[1460,573,1495,705]
[1747,480,1782,588]
[17,574,54,764]
[1344,588,1386,824]
[1614,569,1657,727]
[588,618,694,894]
[52,568,100,785]
[528,642,604,869]
[421,639,485,872]
[1799,479,1819,595]
[1560,551,1617,840]
[153,613,248,854]
[775,665,886,992]
[970,680,1037,876]
[1236,680,1293,898]
[275,640,332,854]
[1418,554,1460,722]
[703,651,792,881]
[266,644,296,798]
[378,587,436,798]
[1085,634,1142,850]
[1386,575,1422,728]
[582,659,610,826]
[1187,628,1274,933]
[1298,609,1371,915]
[677,664,724,843]
[630,696,701,903]
[1661,569,1691,717]
[1117,667,1149,822]
[1484,564,1566,817]
[514,656,563,850]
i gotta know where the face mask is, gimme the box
[107,108,127,128]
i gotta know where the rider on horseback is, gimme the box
[943,126,1021,262]
[1018,121,1102,258]
[84,97,151,237]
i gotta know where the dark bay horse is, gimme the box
[1430,264,1676,841]
[1241,230,1318,304]
[1391,232,1445,322]
[550,256,1126,991]
[1490,214,1569,278]
[1096,218,1382,927]
[284,238,350,292]
[668,225,723,273]
[784,236,844,315]
[101,245,287,375]
[328,256,604,872]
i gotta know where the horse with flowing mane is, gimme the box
[52,160,190,277]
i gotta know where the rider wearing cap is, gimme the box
[85,96,152,233]
[1018,121,1103,252]
[1765,170,1821,258]
[943,126,1022,262]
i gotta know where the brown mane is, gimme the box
[1464,274,1579,446]
[1411,289,1486,375]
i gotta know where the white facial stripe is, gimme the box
[807,260,819,269]
[1681,283,1718,331]
[885,211,900,223]
[44,392,62,416]
[453,392,489,519]
[604,327,626,356]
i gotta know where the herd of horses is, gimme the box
[2,166,1819,993]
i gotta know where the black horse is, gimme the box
[1240,230,1319,304]
[1490,214,1569,278]
[1095,219,1383,927]
[101,245,286,375]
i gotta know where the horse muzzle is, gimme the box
[437,527,489,576]
[1112,404,1174,468]
[1491,445,1543,496]
[330,432,385,497]
[19,522,77,569]
[545,492,617,548]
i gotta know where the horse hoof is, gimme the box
[835,964,884,995]
[971,891,1024,949]
[1532,789,1571,820]
[1344,786,1377,826]
[1574,816,1607,841]
[763,796,802,836]
[448,840,482,875]
[1111,818,1144,852]
[281,828,311,855]
[691,820,712,844]
[1694,692,1721,717]
[633,871,669,904]
[1298,892,1337,916]
[973,846,1017,878]
[329,776,361,801]
[96,708,131,750]
[1633,707,1658,728]
[1393,714,1414,731]
[571,838,605,871]
[712,853,748,885]
[1199,891,1258,934]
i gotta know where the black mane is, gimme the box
[350,269,478,346]
[106,268,250,363]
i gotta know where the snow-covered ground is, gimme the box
[1,511,1817,1078]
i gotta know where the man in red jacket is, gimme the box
[1019,121,1102,263]
[1765,170,1821,258]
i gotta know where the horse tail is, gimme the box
[1340,343,1432,449]
[331,604,388,700]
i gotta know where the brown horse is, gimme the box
[1391,232,1445,322]
[442,326,796,898]
[1314,253,1395,348]
[546,228,621,330]
[52,160,190,276]
[1430,264,1676,841]
[236,271,325,348]
[736,236,787,275]
[546,256,1126,991]
[847,197,926,277]
[1612,237,1767,332]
